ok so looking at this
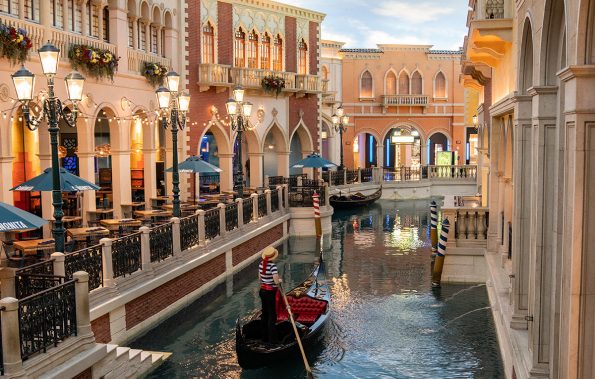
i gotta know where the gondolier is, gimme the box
[258,246,282,343]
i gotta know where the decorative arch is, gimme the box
[290,120,314,153]
[199,118,232,156]
[411,69,423,95]
[584,0,595,64]
[433,70,447,99]
[381,121,426,143]
[427,129,452,144]
[321,65,329,81]
[540,1,566,85]
[518,17,535,93]
[397,68,410,95]
[127,0,137,16]
[384,68,398,95]
[359,69,374,99]
[164,10,173,29]
[140,0,150,20]
[261,121,289,152]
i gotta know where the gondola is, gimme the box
[236,255,330,369]
[329,187,382,209]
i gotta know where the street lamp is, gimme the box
[155,71,190,218]
[225,85,253,198]
[331,105,350,170]
[11,42,85,252]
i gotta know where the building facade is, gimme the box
[185,0,324,191]
[320,43,471,171]
[462,0,595,378]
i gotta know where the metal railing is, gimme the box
[243,197,254,224]
[15,261,60,299]
[330,170,345,186]
[225,202,239,231]
[271,189,279,212]
[361,168,373,182]
[346,169,359,184]
[149,223,173,263]
[19,280,77,361]
[204,208,220,240]
[65,245,103,291]
[257,194,267,217]
[383,167,422,181]
[289,186,326,207]
[180,214,199,251]
[112,233,142,278]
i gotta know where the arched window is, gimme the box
[87,3,99,37]
[102,7,110,42]
[360,70,373,98]
[273,34,283,71]
[260,32,271,69]
[150,24,158,54]
[298,39,308,75]
[247,30,258,68]
[68,0,82,33]
[51,0,64,29]
[1,0,19,16]
[24,0,40,22]
[411,71,422,94]
[202,22,215,63]
[385,71,397,95]
[138,19,147,50]
[128,17,134,47]
[434,71,446,98]
[398,71,409,94]
[321,66,329,81]
[160,29,165,57]
[234,28,246,68]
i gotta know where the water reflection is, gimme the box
[133,199,503,378]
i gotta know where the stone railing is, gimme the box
[198,63,231,88]
[0,14,45,51]
[427,165,477,180]
[230,67,296,92]
[383,167,422,181]
[127,48,171,75]
[382,94,429,107]
[442,206,489,247]
[50,29,117,62]
[295,74,320,92]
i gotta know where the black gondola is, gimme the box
[235,256,330,369]
[329,187,382,209]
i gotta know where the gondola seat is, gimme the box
[277,296,327,324]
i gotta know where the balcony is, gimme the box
[295,74,321,96]
[321,79,337,105]
[197,63,231,92]
[230,67,296,92]
[382,95,429,108]
[127,49,171,76]
[466,0,513,67]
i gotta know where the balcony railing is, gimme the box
[296,74,320,93]
[0,14,45,51]
[198,63,231,90]
[231,67,296,92]
[50,29,117,61]
[127,49,171,75]
[382,95,429,107]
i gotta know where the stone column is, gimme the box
[110,149,133,218]
[248,152,264,188]
[277,152,290,177]
[218,203,226,237]
[171,217,181,254]
[0,297,24,375]
[163,28,178,69]
[0,268,16,298]
[251,193,258,221]
[100,238,115,287]
[139,226,152,272]
[218,153,234,193]
[145,21,151,52]
[77,152,97,226]
[236,198,244,228]
[276,185,283,211]
[39,0,51,41]
[98,5,104,41]
[51,252,65,277]
[156,26,163,56]
[0,157,13,205]
[196,210,206,246]
[265,189,272,214]
[376,143,384,168]
[111,6,130,71]
[73,271,92,337]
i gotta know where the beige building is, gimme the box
[462,0,595,378]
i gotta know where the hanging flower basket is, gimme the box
[68,44,119,81]
[142,61,168,87]
[261,75,286,98]
[0,24,32,65]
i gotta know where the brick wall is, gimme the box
[309,21,318,75]
[232,224,284,266]
[289,96,319,152]
[91,313,111,344]
[125,254,226,330]
[217,2,233,65]
[285,16,297,72]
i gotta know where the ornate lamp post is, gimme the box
[11,42,85,252]
[225,85,253,198]
[155,71,190,218]
[331,105,350,170]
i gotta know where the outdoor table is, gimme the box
[150,196,171,209]
[99,218,142,231]
[66,227,110,241]
[134,210,173,221]
[161,203,199,211]
[121,202,145,218]
[13,238,55,256]
[87,209,114,225]
[47,215,82,229]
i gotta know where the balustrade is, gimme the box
[271,189,279,212]
[257,194,267,217]
[295,74,320,92]
[452,207,489,242]
[127,48,171,75]
[427,165,477,180]
[382,94,429,106]
[204,208,220,240]
[112,233,142,278]
[180,215,199,251]
[15,261,60,299]
[225,202,239,231]
[230,67,296,91]
[0,14,45,51]
[198,63,231,87]
[289,185,326,207]
[149,223,173,262]
[64,245,103,291]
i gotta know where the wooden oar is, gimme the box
[278,282,314,378]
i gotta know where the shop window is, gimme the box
[298,39,307,75]
[360,70,373,98]
[272,34,283,71]
[398,71,409,94]
[234,28,246,67]
[202,22,214,63]
[434,71,446,98]
[260,32,271,69]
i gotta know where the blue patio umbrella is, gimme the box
[0,202,47,232]
[10,168,100,192]
[292,153,338,169]
[166,156,222,201]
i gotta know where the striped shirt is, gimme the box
[259,260,278,287]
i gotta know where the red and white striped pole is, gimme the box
[313,192,322,237]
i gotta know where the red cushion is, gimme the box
[276,294,327,323]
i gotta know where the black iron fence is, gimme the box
[150,223,173,262]
[321,171,329,184]
[383,167,421,181]
[112,233,142,278]
[15,261,61,299]
[243,197,253,224]
[204,208,220,240]
[257,194,267,217]
[180,214,199,251]
[19,279,77,361]
[225,202,239,231]
[289,186,326,207]
[330,170,345,186]
[65,245,103,291]
[268,175,286,187]
[271,189,279,212]
[346,169,359,184]
[288,174,307,189]
[361,168,373,182]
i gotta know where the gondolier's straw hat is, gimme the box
[261,246,279,261]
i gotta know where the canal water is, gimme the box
[131,199,504,378]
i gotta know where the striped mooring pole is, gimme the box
[430,201,438,257]
[313,192,322,237]
[431,218,450,287]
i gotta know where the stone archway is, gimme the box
[289,122,314,175]
[427,132,449,165]
[383,125,423,168]
[262,122,289,180]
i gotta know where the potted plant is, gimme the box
[261,75,286,98]
[142,61,168,87]
[68,44,119,81]
[0,24,32,65]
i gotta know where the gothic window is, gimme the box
[273,34,283,71]
[234,28,246,68]
[411,71,423,94]
[434,71,446,98]
[298,39,308,75]
[360,70,373,98]
[385,71,397,94]
[321,65,329,81]
[247,30,258,68]
[398,71,409,94]
[260,32,271,69]
[202,22,214,63]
